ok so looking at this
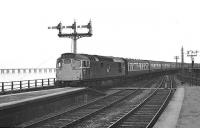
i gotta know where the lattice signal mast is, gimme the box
[187,50,198,68]
[48,20,92,54]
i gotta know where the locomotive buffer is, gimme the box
[48,20,92,53]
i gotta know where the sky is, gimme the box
[0,0,200,68]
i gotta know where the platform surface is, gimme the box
[0,87,85,108]
[176,85,200,128]
[153,86,184,128]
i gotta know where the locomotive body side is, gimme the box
[83,55,125,80]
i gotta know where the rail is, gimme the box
[0,78,56,93]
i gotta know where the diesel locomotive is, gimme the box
[56,53,192,86]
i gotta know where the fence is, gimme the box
[177,73,200,86]
[0,78,56,93]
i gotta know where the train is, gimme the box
[55,53,198,86]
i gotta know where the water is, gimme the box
[0,72,56,82]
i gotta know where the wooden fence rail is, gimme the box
[0,78,56,93]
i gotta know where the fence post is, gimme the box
[20,81,22,90]
[35,80,37,88]
[54,78,56,85]
[42,79,43,87]
[2,82,4,92]
[48,79,50,86]
[28,80,30,88]
[11,82,14,91]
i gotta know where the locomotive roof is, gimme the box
[61,53,89,60]
[61,53,115,62]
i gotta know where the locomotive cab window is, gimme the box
[57,61,62,68]
[64,59,71,64]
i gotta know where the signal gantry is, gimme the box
[187,50,198,68]
[48,20,92,54]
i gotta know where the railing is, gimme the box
[0,78,56,93]
[0,68,56,75]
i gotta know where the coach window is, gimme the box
[82,60,90,68]
[129,63,132,71]
[82,61,86,67]
[131,63,134,71]
[87,61,90,67]
[128,63,130,71]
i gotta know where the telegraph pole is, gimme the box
[48,20,92,54]
[174,56,179,68]
[187,50,198,68]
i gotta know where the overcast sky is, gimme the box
[0,0,200,68]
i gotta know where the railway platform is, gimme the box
[0,87,88,127]
[0,87,85,108]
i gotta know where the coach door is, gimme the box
[81,60,90,79]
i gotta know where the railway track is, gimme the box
[107,78,174,128]
[19,89,140,128]
[68,76,169,128]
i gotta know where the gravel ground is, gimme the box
[176,85,200,128]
